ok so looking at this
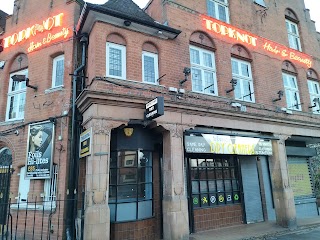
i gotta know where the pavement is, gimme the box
[189,217,320,240]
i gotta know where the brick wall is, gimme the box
[193,205,243,232]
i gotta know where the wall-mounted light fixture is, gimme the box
[226,79,237,93]
[272,90,284,102]
[179,67,191,86]
[11,74,38,91]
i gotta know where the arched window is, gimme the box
[142,42,159,84]
[285,9,301,51]
[282,61,301,111]
[230,45,254,102]
[189,32,217,95]
[306,69,320,114]
[6,54,28,121]
[106,33,126,80]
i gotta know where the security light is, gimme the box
[272,90,284,102]
[226,79,237,93]
[11,74,38,91]
[179,67,191,86]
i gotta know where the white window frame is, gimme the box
[52,55,64,88]
[6,69,28,121]
[142,51,159,84]
[207,0,230,23]
[106,42,126,80]
[285,19,301,51]
[282,73,301,111]
[44,164,58,208]
[190,45,218,95]
[307,80,320,114]
[231,58,255,103]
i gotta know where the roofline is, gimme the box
[76,2,181,37]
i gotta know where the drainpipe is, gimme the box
[66,33,88,240]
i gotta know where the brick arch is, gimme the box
[189,31,215,50]
[285,8,299,22]
[282,60,297,74]
[231,44,252,60]
[307,68,319,80]
[106,32,127,45]
[0,138,16,162]
[9,53,29,73]
[142,41,158,54]
[50,51,64,59]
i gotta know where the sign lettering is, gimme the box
[203,16,313,68]
[2,13,69,52]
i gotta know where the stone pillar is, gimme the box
[161,124,190,240]
[83,119,125,240]
[270,134,296,229]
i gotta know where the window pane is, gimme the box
[218,5,227,22]
[110,169,117,185]
[117,185,137,201]
[203,52,213,68]
[204,71,215,94]
[116,203,136,221]
[143,55,155,83]
[138,167,152,183]
[190,49,200,64]
[118,151,136,167]
[119,168,137,184]
[192,68,202,92]
[207,1,216,18]
[55,59,64,86]
[192,181,199,193]
[231,60,239,74]
[241,63,249,77]
[8,96,17,119]
[138,183,152,200]
[200,180,208,193]
[109,47,122,77]
[138,201,152,219]
[234,80,241,99]
[109,186,116,202]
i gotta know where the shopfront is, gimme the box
[185,131,275,232]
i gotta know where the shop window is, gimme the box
[52,55,64,88]
[106,42,126,80]
[6,69,27,121]
[190,157,241,209]
[142,51,159,84]
[190,45,218,95]
[307,80,320,114]
[231,58,255,102]
[109,150,153,222]
[207,0,229,23]
[285,19,301,51]
[282,73,301,111]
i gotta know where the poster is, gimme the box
[79,128,92,158]
[26,121,54,179]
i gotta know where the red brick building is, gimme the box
[2,0,320,239]
[75,0,320,239]
[0,0,83,239]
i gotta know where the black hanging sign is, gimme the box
[144,97,164,120]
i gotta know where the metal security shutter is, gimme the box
[240,156,264,223]
[260,156,276,221]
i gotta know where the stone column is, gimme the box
[161,123,190,240]
[83,119,125,240]
[270,134,296,229]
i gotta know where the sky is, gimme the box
[0,0,319,31]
